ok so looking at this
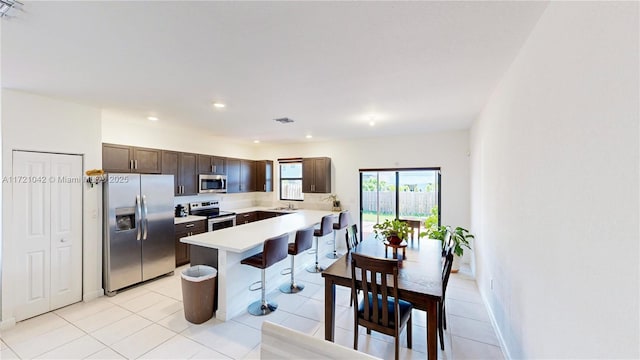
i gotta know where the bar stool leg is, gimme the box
[306,237,324,273]
[326,230,340,259]
[248,269,278,316]
[280,255,305,293]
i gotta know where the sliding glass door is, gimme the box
[360,168,440,240]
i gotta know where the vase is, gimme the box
[387,235,403,245]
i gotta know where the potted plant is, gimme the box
[324,194,341,211]
[421,225,474,272]
[373,218,411,245]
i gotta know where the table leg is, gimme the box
[426,299,438,360]
[324,279,336,341]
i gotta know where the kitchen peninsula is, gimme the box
[180,209,336,321]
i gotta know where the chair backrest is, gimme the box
[263,233,290,268]
[399,219,421,240]
[345,224,359,251]
[350,252,400,330]
[442,252,454,299]
[293,226,315,253]
[316,214,334,237]
[442,230,453,257]
[336,211,350,229]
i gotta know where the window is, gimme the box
[280,161,304,201]
[359,168,441,239]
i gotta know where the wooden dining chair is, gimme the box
[345,224,359,251]
[345,224,360,306]
[399,219,421,242]
[439,251,454,350]
[350,252,413,360]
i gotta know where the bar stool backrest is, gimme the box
[294,227,315,253]
[334,211,350,230]
[263,233,290,268]
[316,214,334,237]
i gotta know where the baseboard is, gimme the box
[0,317,16,330]
[83,288,105,302]
[478,287,512,360]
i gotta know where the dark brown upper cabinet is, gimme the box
[226,158,241,193]
[302,157,331,193]
[227,158,256,193]
[103,143,161,173]
[255,160,273,192]
[162,150,197,196]
[197,154,226,175]
[240,159,255,192]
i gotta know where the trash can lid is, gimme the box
[181,265,217,282]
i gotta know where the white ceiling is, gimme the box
[2,1,547,144]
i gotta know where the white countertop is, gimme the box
[230,206,298,214]
[174,215,207,225]
[181,209,336,253]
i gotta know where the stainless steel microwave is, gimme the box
[199,174,227,193]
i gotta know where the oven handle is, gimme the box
[209,215,237,224]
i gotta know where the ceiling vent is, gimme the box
[0,0,23,19]
[274,117,295,124]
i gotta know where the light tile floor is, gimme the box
[1,258,504,359]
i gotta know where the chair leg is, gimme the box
[353,323,359,351]
[280,255,305,293]
[438,303,445,350]
[326,230,340,259]
[248,269,278,316]
[394,335,400,360]
[407,315,412,349]
[306,237,324,273]
[443,303,447,330]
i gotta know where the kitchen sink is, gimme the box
[270,207,297,211]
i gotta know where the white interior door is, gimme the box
[49,154,83,309]
[12,151,83,321]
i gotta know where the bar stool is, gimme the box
[327,210,349,259]
[240,233,289,316]
[279,226,315,294]
[306,214,334,273]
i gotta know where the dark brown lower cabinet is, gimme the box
[236,211,258,225]
[175,220,206,266]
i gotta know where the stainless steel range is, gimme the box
[189,201,236,232]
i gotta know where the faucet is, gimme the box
[288,202,294,210]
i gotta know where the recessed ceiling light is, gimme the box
[369,121,375,126]
[213,102,226,108]
[305,135,312,139]
[147,116,159,121]
[253,140,260,144]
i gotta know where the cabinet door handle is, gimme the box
[213,165,217,173]
[185,224,195,228]
[263,184,266,191]
[134,160,138,169]
[130,159,134,169]
[243,214,250,217]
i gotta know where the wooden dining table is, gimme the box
[322,237,443,360]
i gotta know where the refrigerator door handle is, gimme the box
[142,195,149,240]
[135,195,142,241]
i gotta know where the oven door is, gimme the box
[199,174,227,193]
[208,215,236,232]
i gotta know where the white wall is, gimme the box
[259,130,470,230]
[103,111,471,251]
[102,110,258,159]
[1,90,103,326]
[470,2,639,358]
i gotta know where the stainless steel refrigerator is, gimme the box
[103,173,175,296]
